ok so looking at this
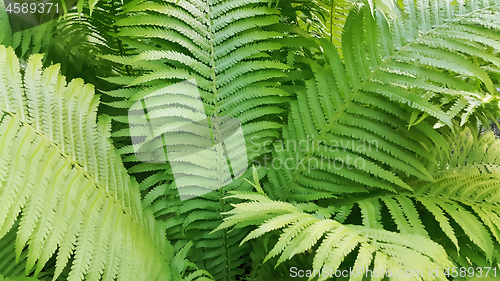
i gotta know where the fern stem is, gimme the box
[204,0,230,278]
[329,0,333,42]
[433,233,468,243]
[110,0,132,76]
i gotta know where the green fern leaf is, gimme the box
[0,45,212,281]
[271,1,500,202]
[217,191,454,281]
[99,0,300,279]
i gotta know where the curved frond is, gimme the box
[411,129,500,266]
[259,128,500,277]
[0,45,207,281]
[268,1,500,202]
[216,192,454,281]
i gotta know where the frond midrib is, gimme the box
[431,163,500,176]
[202,1,231,279]
[0,108,138,228]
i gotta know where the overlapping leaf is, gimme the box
[266,1,500,202]
[0,45,212,281]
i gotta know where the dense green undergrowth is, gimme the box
[1,0,500,280]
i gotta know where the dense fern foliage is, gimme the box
[100,0,299,279]
[218,128,500,280]
[0,45,212,281]
[264,0,500,203]
[2,0,500,280]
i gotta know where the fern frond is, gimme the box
[0,225,37,279]
[217,191,453,281]
[100,0,298,279]
[1,0,126,89]
[309,129,500,272]
[0,45,210,281]
[410,129,500,265]
[271,1,500,202]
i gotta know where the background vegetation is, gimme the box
[2,0,500,280]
